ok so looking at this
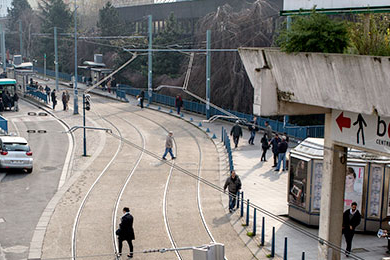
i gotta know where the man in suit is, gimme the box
[116,207,135,258]
[342,202,361,257]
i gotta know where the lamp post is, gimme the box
[73,0,79,114]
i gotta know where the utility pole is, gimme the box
[44,53,46,78]
[19,20,23,58]
[73,0,79,114]
[206,30,211,119]
[148,15,153,104]
[54,27,59,91]
[0,24,6,72]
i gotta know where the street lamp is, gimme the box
[73,0,79,114]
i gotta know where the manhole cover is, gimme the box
[0,217,5,223]
[37,130,47,134]
[27,130,36,133]
[38,112,47,116]
[28,112,37,116]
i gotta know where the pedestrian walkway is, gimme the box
[32,76,389,259]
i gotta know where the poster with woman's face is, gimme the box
[344,166,365,212]
[289,158,308,208]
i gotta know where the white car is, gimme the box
[0,136,33,173]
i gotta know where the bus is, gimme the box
[0,78,17,111]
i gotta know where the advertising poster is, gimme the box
[289,157,308,208]
[312,162,323,211]
[368,165,383,218]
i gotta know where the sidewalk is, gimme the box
[33,77,389,259]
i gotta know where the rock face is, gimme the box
[157,0,282,114]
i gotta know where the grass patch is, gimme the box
[247,231,255,237]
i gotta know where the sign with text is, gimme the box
[331,110,390,154]
[283,0,389,11]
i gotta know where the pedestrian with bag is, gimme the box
[116,207,135,258]
[275,136,288,172]
[162,131,176,160]
[343,202,361,257]
[175,95,183,115]
[230,120,243,148]
[223,170,242,213]
[261,133,269,161]
[248,116,259,145]
[269,133,280,167]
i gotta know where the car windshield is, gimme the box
[3,143,30,152]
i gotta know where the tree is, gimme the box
[37,0,73,72]
[97,1,122,36]
[6,0,34,57]
[277,12,349,53]
[348,14,390,56]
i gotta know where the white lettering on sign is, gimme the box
[283,0,389,11]
[331,110,390,154]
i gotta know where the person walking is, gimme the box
[13,92,19,112]
[175,95,183,115]
[116,207,135,258]
[248,116,259,145]
[343,202,361,257]
[230,121,243,148]
[265,121,272,139]
[269,133,280,167]
[261,133,269,161]
[139,90,145,109]
[51,90,57,110]
[62,91,67,111]
[275,136,288,172]
[65,90,70,110]
[162,131,176,160]
[223,170,242,213]
[45,85,51,102]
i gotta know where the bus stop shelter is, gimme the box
[239,48,390,259]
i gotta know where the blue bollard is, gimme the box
[221,127,224,142]
[246,199,250,226]
[181,113,184,117]
[236,191,240,209]
[212,133,217,139]
[253,208,257,236]
[240,192,244,218]
[206,128,210,133]
[190,117,193,122]
[261,217,265,246]
[169,109,173,113]
[271,227,275,257]
[199,122,202,127]
[301,252,305,260]
[146,104,150,108]
[284,237,288,260]
[158,106,161,110]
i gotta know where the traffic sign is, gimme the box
[331,110,390,154]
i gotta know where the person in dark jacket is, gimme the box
[62,91,67,111]
[51,90,57,110]
[139,90,145,109]
[261,133,269,161]
[223,170,242,212]
[275,136,288,172]
[116,207,135,258]
[269,133,280,167]
[230,121,243,148]
[175,95,183,115]
[13,92,19,112]
[45,85,51,102]
[342,202,361,256]
[248,116,259,145]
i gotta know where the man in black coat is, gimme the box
[342,202,361,256]
[230,121,243,148]
[116,207,135,258]
[223,170,242,213]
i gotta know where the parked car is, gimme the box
[0,136,33,173]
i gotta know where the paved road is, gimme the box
[0,100,69,260]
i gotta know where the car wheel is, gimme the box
[26,168,33,174]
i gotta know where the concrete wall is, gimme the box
[239,48,390,117]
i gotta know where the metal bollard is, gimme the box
[236,191,240,209]
[253,208,257,236]
[301,252,305,260]
[206,128,210,133]
[199,122,202,127]
[221,127,224,142]
[240,192,244,218]
[261,217,265,246]
[271,227,275,257]
[283,237,287,260]
[246,199,250,226]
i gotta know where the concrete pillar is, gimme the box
[318,113,347,260]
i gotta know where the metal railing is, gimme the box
[26,86,48,104]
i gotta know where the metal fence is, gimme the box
[26,86,48,104]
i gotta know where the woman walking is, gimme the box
[261,133,269,161]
